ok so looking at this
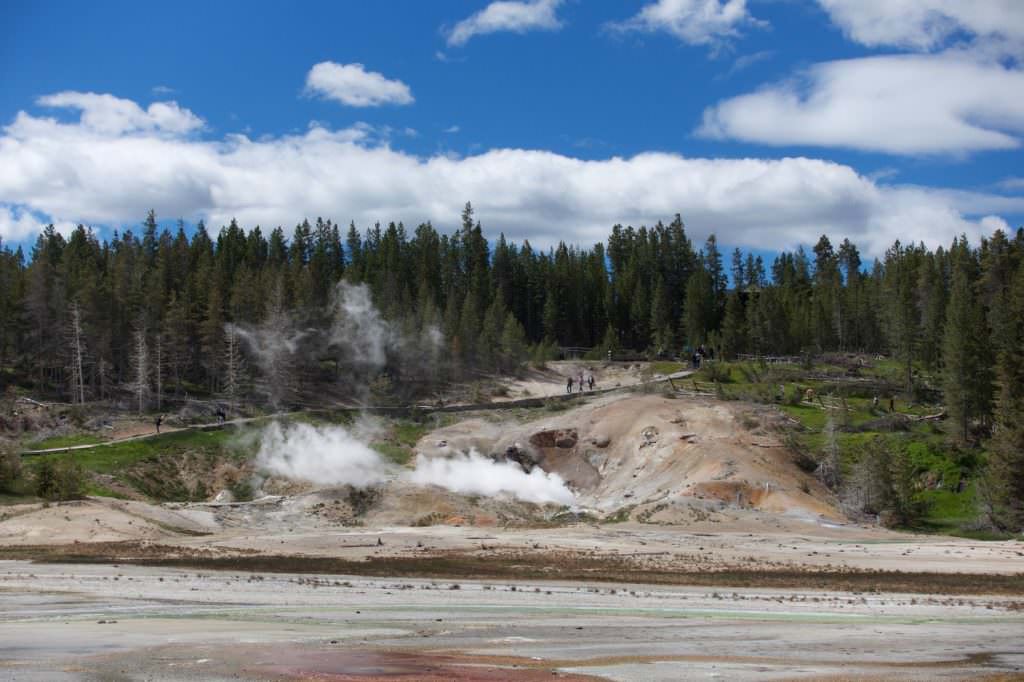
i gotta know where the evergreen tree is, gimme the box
[982,265,1024,531]
[720,291,745,360]
[941,248,992,444]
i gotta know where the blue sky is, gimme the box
[1,0,1023,257]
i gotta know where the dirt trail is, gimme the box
[18,412,291,456]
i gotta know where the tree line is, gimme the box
[0,207,1021,412]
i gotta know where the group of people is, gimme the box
[690,344,714,369]
[566,371,596,393]
[153,407,227,434]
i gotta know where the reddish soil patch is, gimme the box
[254,649,602,681]
[692,481,769,508]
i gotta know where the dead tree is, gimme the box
[130,322,149,414]
[66,302,86,405]
[153,333,163,410]
[222,325,245,412]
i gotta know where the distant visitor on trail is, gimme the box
[154,415,163,434]
[566,376,574,393]
[588,375,595,391]
[578,372,584,393]
[215,408,226,424]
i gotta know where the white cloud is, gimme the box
[998,177,1024,192]
[304,62,413,107]
[151,85,177,96]
[818,0,1024,52]
[447,0,563,47]
[37,91,203,136]
[699,51,1024,155]
[608,0,763,51]
[0,206,76,243]
[444,125,460,134]
[0,92,1020,256]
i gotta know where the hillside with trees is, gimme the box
[1,204,1022,531]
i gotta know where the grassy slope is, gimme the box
[11,413,432,503]
[25,433,105,450]
[694,358,987,537]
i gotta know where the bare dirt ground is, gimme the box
[1,561,1022,681]
[4,383,1024,680]
[493,360,682,402]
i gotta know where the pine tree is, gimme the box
[649,276,672,355]
[200,286,225,393]
[941,251,992,444]
[720,291,745,360]
[982,265,1024,531]
[500,311,528,372]
[684,268,712,347]
[478,297,506,371]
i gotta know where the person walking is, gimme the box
[588,375,595,391]
[155,414,163,434]
[578,372,584,393]
[566,376,574,393]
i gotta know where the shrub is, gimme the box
[35,458,86,501]
[229,477,253,502]
[0,443,22,493]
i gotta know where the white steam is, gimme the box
[256,421,388,488]
[330,282,396,368]
[407,450,574,506]
[254,421,574,506]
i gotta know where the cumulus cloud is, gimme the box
[0,205,77,243]
[608,0,763,51]
[0,92,1019,256]
[699,51,1024,155]
[304,62,413,107]
[818,0,1024,52]
[37,91,203,136]
[446,0,563,47]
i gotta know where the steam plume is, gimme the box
[406,450,574,505]
[254,422,574,506]
[256,421,389,488]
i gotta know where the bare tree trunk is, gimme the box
[132,324,149,414]
[223,326,242,412]
[154,334,163,410]
[68,303,86,404]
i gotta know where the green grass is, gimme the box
[780,404,829,431]
[370,419,430,466]
[393,420,429,447]
[24,428,239,474]
[648,361,686,376]
[371,442,413,465]
[25,433,104,450]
